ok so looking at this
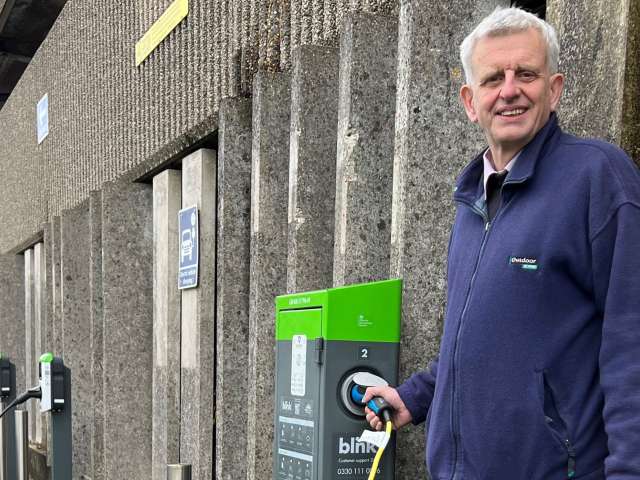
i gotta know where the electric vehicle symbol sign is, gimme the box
[178,206,199,289]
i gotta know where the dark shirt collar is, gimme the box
[454,112,561,204]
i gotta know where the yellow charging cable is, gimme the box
[367,420,393,480]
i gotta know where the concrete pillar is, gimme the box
[287,45,339,293]
[215,98,252,480]
[101,181,153,480]
[44,222,56,360]
[60,200,93,478]
[180,149,216,480]
[333,13,398,286]
[44,220,59,467]
[50,216,63,357]
[152,170,182,480]
[389,2,506,477]
[547,0,640,163]
[0,254,25,393]
[33,243,47,448]
[89,191,105,480]
[246,71,291,480]
[23,249,36,441]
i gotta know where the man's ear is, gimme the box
[549,73,565,112]
[460,84,478,123]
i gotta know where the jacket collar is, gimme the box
[454,113,561,204]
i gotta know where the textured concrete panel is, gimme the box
[89,191,104,480]
[51,217,63,357]
[215,98,252,480]
[180,149,216,480]
[101,181,153,480]
[621,0,640,164]
[61,200,93,479]
[0,254,25,393]
[389,2,505,477]
[0,0,405,255]
[547,0,637,159]
[287,45,339,293]
[23,249,36,441]
[152,170,182,480]
[44,220,59,467]
[33,243,47,447]
[246,71,291,480]
[43,222,56,361]
[333,13,398,286]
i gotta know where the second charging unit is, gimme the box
[273,279,402,480]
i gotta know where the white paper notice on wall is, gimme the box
[37,93,49,144]
[290,334,307,396]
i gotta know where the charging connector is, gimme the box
[350,384,393,421]
[347,373,395,480]
[0,385,41,419]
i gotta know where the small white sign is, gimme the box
[358,430,389,450]
[37,94,49,144]
[290,335,307,397]
[40,362,51,412]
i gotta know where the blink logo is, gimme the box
[509,256,538,270]
[338,436,377,455]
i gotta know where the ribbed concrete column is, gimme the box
[215,98,252,480]
[33,242,47,448]
[548,0,640,163]
[101,181,153,480]
[246,71,291,480]
[89,191,105,480]
[333,13,397,286]
[23,249,36,441]
[0,254,25,393]
[61,200,93,478]
[152,170,182,480]
[180,149,216,480]
[389,2,504,477]
[287,45,339,293]
[44,222,56,361]
[51,216,63,357]
[45,219,59,468]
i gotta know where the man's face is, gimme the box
[460,28,564,156]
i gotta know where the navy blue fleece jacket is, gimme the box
[397,114,640,479]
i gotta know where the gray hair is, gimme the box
[460,7,560,84]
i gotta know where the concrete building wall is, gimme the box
[0,0,400,255]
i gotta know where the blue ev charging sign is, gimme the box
[178,205,199,289]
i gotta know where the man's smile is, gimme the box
[496,106,528,118]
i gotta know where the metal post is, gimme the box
[14,409,28,480]
[167,464,192,480]
[0,400,17,480]
[0,401,5,480]
[50,366,72,480]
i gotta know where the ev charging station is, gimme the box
[0,356,17,480]
[0,353,72,480]
[39,353,72,480]
[273,279,402,480]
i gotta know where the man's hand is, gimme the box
[363,386,412,431]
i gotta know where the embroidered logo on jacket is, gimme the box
[509,256,539,270]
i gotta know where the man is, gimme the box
[364,7,640,479]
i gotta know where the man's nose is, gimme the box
[500,71,519,100]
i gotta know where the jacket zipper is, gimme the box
[543,374,577,479]
[449,199,491,480]
[546,419,576,478]
[566,439,577,478]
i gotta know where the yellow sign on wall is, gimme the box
[135,0,189,66]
